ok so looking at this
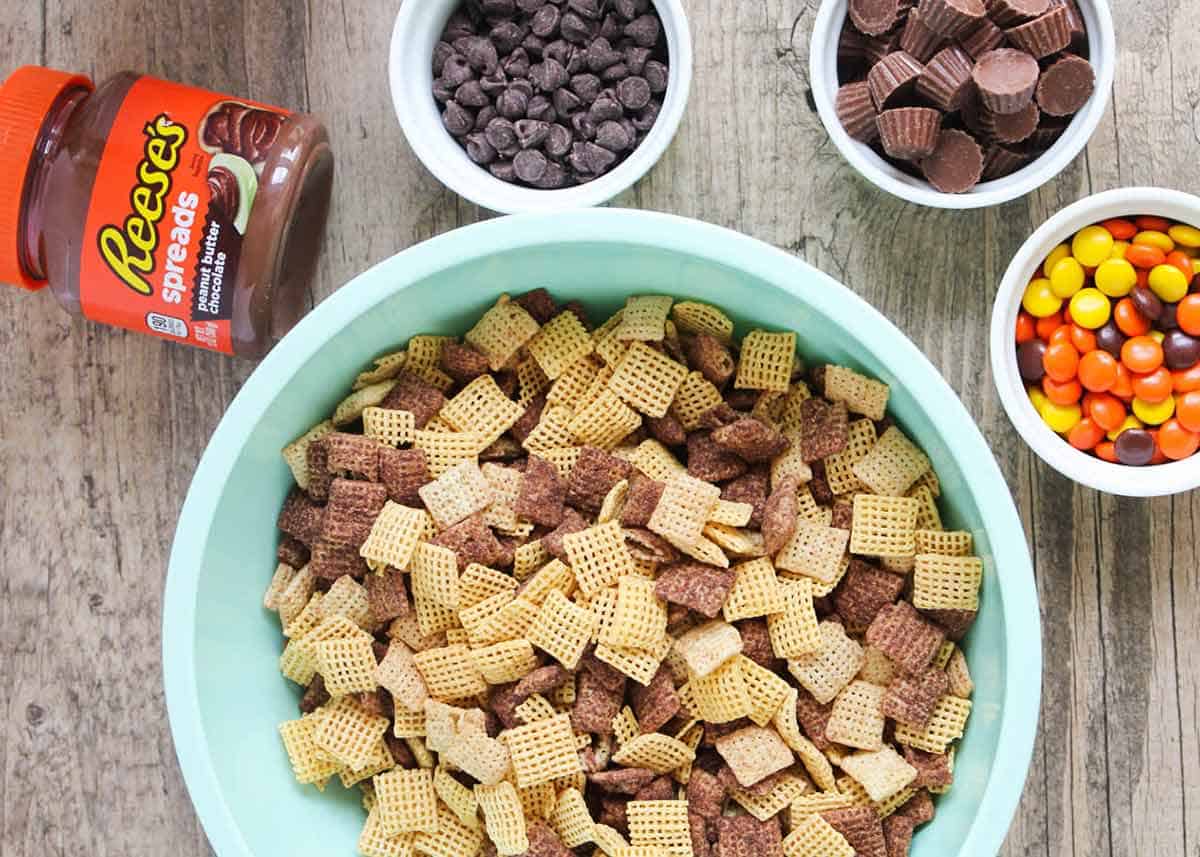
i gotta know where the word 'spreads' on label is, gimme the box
[79,79,289,354]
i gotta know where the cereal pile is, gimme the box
[433,0,669,188]
[836,0,1095,192]
[1017,217,1200,464]
[268,292,982,857]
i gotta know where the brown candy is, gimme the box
[920,128,984,193]
[849,0,902,36]
[1005,5,1073,58]
[915,45,974,111]
[915,0,986,38]
[867,51,925,110]
[1036,53,1095,116]
[981,100,1040,144]
[877,107,943,160]
[972,48,1040,114]
[898,9,946,62]
[958,17,1005,58]
[836,81,881,143]
[986,0,1049,25]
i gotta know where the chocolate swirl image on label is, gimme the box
[206,153,259,234]
[200,100,286,167]
[207,166,239,221]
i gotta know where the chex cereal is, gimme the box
[267,293,986,857]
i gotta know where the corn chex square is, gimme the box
[414,802,486,857]
[735,330,796,393]
[671,371,725,432]
[850,494,919,557]
[441,375,525,446]
[409,542,460,611]
[688,656,752,723]
[412,643,486,701]
[649,473,721,550]
[608,342,688,418]
[786,620,865,704]
[616,295,674,341]
[823,365,890,422]
[373,768,439,835]
[671,301,734,343]
[527,589,597,669]
[767,578,822,658]
[317,635,379,697]
[713,725,793,788]
[594,636,672,686]
[852,426,931,496]
[375,641,429,712]
[363,407,417,448]
[822,419,876,495]
[465,297,541,371]
[913,554,983,611]
[775,520,850,585]
[611,732,696,773]
[738,655,793,726]
[552,787,595,848]
[601,574,668,650]
[476,781,529,855]
[528,311,595,380]
[916,528,973,556]
[359,502,429,571]
[894,695,972,754]
[840,745,917,803]
[826,680,887,750]
[503,712,583,788]
[563,520,636,597]
[568,388,643,450]
[626,800,692,856]
[722,557,785,621]
[418,459,493,530]
[782,815,855,857]
[313,696,391,771]
[278,714,341,785]
[674,620,743,678]
[357,809,417,857]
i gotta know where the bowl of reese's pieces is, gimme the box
[163,209,1039,857]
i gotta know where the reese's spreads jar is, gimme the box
[0,67,334,358]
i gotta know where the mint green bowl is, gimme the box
[164,209,1039,857]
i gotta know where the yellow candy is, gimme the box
[1167,223,1200,248]
[1022,278,1062,318]
[1094,258,1136,297]
[1149,329,1165,344]
[1147,263,1189,303]
[1049,256,1085,298]
[1107,414,1143,441]
[1072,225,1114,267]
[1068,287,1111,329]
[1133,230,1174,253]
[1039,400,1082,434]
[1132,395,1175,426]
[1027,386,1048,413]
[1043,244,1071,277]
[1109,240,1129,260]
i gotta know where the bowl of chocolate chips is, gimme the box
[391,0,692,213]
[809,0,1114,208]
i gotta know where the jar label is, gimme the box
[78,77,290,353]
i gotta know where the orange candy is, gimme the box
[1121,335,1164,373]
[1043,375,1082,405]
[1043,341,1079,382]
[1069,324,1097,353]
[1077,350,1118,392]
[1165,250,1194,281]
[1113,298,1151,336]
[1172,364,1200,393]
[1136,215,1172,232]
[1048,325,1073,347]
[1110,363,1135,400]
[1067,418,1105,450]
[1159,419,1200,459]
[1086,392,1127,431]
[1131,367,1173,403]
[1094,441,1119,462]
[1177,390,1200,432]
[1176,294,1200,336]
[1101,218,1137,240]
[1036,311,1064,340]
[1015,311,1037,343]
[1125,244,1166,269]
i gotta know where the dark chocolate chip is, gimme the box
[531,58,570,91]
[625,45,651,73]
[527,94,557,122]
[486,117,519,150]
[614,0,649,19]
[531,160,571,188]
[532,4,562,37]
[569,0,603,19]
[553,86,583,115]
[497,86,530,119]
[466,132,499,164]
[571,73,603,104]
[523,33,546,56]
[433,79,457,104]
[544,38,574,66]
[515,118,552,148]
[456,80,490,108]
[599,12,624,40]
[632,99,661,130]
[491,21,527,55]
[443,101,475,136]
[442,54,476,87]
[643,60,669,93]
[625,13,661,47]
[474,104,499,131]
[433,41,456,76]
[545,122,573,157]
[595,119,633,151]
[562,11,597,43]
[616,75,652,109]
[587,37,624,71]
[600,63,630,82]
[480,69,510,97]
[464,36,500,73]
[443,11,476,41]
[588,93,624,122]
[571,111,598,140]
[482,0,517,16]
[504,48,532,78]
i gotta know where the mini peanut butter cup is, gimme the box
[836,81,881,142]
[839,24,871,61]
[915,0,986,38]
[972,48,1040,114]
[877,106,943,159]
[985,0,1049,26]
[850,0,902,36]
[1048,0,1087,47]
[916,45,975,110]
[899,10,946,62]
[982,144,1032,179]
[863,30,903,64]
[1025,117,1069,150]
[1036,53,1095,115]
[867,51,925,110]
[920,128,984,191]
[1005,6,1072,58]
[958,18,1005,58]
[981,99,1039,142]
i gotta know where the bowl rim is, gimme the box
[388,0,694,214]
[163,209,1041,857]
[989,186,1200,495]
[808,0,1116,210]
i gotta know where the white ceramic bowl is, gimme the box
[809,0,1115,209]
[989,187,1200,496]
[389,0,692,214]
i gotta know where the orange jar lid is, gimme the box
[0,66,93,290]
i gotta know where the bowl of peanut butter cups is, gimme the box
[810,0,1114,208]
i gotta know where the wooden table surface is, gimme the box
[1,1,1197,855]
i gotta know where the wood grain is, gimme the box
[0,1,1196,856]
